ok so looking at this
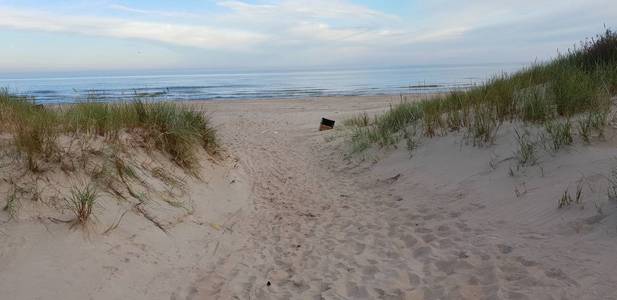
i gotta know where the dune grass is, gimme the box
[0,92,218,171]
[348,29,617,150]
[66,184,98,226]
[343,112,371,128]
[544,120,573,151]
[514,128,537,166]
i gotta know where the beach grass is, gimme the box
[66,184,98,225]
[514,128,537,166]
[0,91,218,171]
[347,29,617,150]
[544,120,573,151]
[343,112,371,128]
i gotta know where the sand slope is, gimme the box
[0,150,253,299]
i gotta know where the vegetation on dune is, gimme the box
[343,112,370,128]
[0,92,218,171]
[347,29,617,153]
[1,93,218,223]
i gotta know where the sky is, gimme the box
[0,0,616,73]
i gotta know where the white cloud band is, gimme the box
[0,7,267,50]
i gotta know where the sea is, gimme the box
[0,64,525,104]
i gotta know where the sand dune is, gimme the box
[1,95,617,299]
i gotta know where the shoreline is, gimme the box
[4,63,504,105]
[39,92,445,106]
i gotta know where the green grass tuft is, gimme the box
[514,128,537,166]
[66,184,98,225]
[544,120,573,151]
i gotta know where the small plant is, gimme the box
[544,120,573,151]
[558,189,573,208]
[575,180,584,206]
[578,114,593,143]
[578,110,608,143]
[514,128,537,166]
[558,179,585,208]
[608,165,617,201]
[66,184,98,225]
[3,189,18,220]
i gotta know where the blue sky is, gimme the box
[0,0,615,72]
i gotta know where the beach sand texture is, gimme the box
[1,95,617,299]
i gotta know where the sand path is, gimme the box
[192,96,555,299]
[194,97,404,299]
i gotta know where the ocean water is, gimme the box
[0,64,524,104]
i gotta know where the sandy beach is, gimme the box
[1,0,617,298]
[1,94,616,299]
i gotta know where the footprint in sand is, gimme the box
[413,246,433,259]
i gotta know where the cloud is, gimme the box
[416,0,617,36]
[108,4,200,18]
[0,7,267,50]
[0,1,457,53]
[217,0,398,21]
[212,0,468,47]
[0,0,616,70]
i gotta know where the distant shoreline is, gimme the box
[27,89,464,105]
[0,64,519,104]
[43,93,447,107]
